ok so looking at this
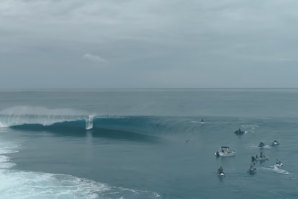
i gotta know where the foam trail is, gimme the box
[240,124,259,134]
[248,144,271,149]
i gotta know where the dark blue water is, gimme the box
[0,89,298,198]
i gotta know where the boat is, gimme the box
[200,119,206,124]
[248,165,257,175]
[271,140,280,146]
[215,146,236,157]
[234,128,245,136]
[217,166,225,176]
[258,142,265,148]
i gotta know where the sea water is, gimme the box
[0,89,298,199]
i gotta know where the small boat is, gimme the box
[217,166,225,176]
[234,128,245,136]
[200,119,206,124]
[271,140,280,146]
[248,165,257,175]
[215,146,236,157]
[258,142,265,148]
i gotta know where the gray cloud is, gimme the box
[0,0,298,88]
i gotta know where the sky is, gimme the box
[0,0,298,89]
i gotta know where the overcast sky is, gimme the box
[0,0,298,89]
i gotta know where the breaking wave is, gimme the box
[0,106,165,143]
[0,106,95,130]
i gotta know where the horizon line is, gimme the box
[1,87,298,91]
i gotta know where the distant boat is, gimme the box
[234,128,245,136]
[248,165,257,175]
[271,140,280,146]
[200,119,206,124]
[215,146,236,157]
[217,166,225,176]
[258,142,265,148]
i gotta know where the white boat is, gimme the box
[215,146,236,157]
[271,140,280,146]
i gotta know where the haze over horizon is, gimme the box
[0,0,297,89]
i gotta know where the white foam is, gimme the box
[0,136,161,199]
[86,115,95,130]
[0,122,8,128]
[0,171,110,199]
[240,124,259,134]
[0,141,19,170]
[0,170,161,199]
[261,166,290,175]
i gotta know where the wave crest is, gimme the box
[0,106,95,130]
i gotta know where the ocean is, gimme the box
[0,89,298,199]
